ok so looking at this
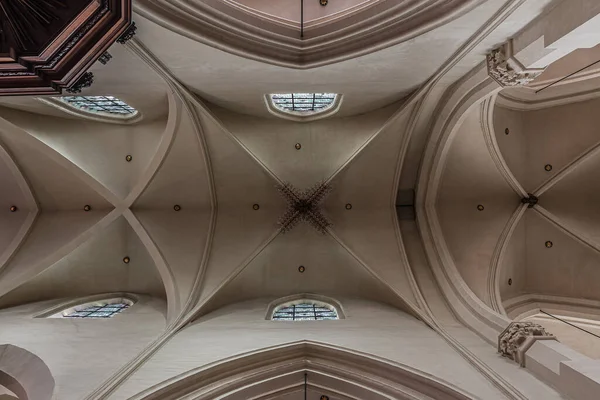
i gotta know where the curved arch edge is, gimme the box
[129,341,476,400]
[0,344,55,400]
[416,62,509,344]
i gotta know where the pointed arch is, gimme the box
[131,341,475,400]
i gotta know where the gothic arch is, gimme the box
[0,344,54,400]
[132,341,476,400]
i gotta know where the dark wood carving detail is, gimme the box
[66,71,93,93]
[117,22,136,44]
[98,51,112,65]
[0,0,132,95]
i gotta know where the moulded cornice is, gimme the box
[133,0,484,69]
[497,86,600,111]
[504,294,600,322]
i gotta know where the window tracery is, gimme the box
[269,93,337,114]
[41,296,136,319]
[63,302,130,318]
[58,95,137,116]
[272,301,338,321]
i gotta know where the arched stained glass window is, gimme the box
[59,96,137,116]
[272,301,338,321]
[270,93,337,114]
[64,302,130,318]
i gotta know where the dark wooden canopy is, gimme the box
[0,0,132,95]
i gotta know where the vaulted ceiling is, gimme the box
[6,0,600,398]
[0,0,569,328]
[437,76,600,317]
[0,40,421,325]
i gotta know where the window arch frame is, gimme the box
[264,93,343,122]
[37,96,143,125]
[266,294,345,321]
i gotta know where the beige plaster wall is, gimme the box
[111,297,508,399]
[0,296,166,400]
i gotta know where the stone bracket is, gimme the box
[498,321,557,367]
[487,40,545,87]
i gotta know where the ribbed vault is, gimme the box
[0,1,589,398]
[436,83,600,318]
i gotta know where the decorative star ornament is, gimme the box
[276,181,332,234]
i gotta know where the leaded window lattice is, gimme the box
[272,302,338,321]
[270,93,337,114]
[59,96,137,115]
[64,303,129,318]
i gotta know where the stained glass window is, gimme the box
[64,302,129,318]
[58,96,137,116]
[272,302,338,321]
[270,93,337,114]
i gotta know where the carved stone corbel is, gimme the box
[498,322,556,366]
[487,40,545,87]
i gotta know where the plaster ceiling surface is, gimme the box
[132,0,550,119]
[0,34,428,326]
[0,1,587,397]
[436,84,600,312]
